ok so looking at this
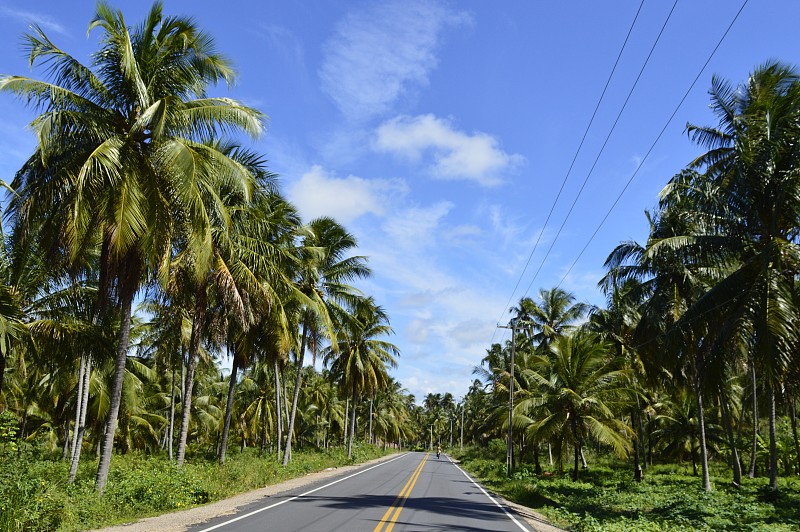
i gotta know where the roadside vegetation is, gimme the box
[0,443,390,532]
[455,444,800,531]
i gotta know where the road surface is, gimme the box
[189,452,533,531]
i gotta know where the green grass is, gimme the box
[0,444,394,532]
[454,449,800,531]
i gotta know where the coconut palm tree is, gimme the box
[519,330,632,481]
[657,62,800,492]
[1,1,264,492]
[283,217,370,464]
[515,288,588,354]
[324,296,398,458]
[593,275,648,480]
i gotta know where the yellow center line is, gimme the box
[374,452,429,531]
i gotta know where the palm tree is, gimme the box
[324,297,398,458]
[283,217,370,465]
[652,388,724,476]
[593,276,647,481]
[514,288,588,353]
[518,330,632,481]
[659,62,800,492]
[1,2,263,492]
[508,289,587,471]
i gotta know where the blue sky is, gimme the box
[1,0,797,403]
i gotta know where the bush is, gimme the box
[0,410,19,454]
[487,438,506,460]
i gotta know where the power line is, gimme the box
[489,0,647,345]
[521,0,679,299]
[555,0,749,291]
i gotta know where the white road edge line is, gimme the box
[448,456,530,532]
[196,453,410,531]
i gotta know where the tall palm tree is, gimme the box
[283,217,370,465]
[324,297,398,458]
[1,2,263,492]
[659,62,800,492]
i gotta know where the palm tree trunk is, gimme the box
[633,437,642,482]
[95,275,137,494]
[348,391,358,459]
[572,443,580,481]
[177,291,206,468]
[637,407,647,471]
[570,417,580,481]
[368,396,373,444]
[283,318,308,466]
[68,354,87,460]
[168,352,177,462]
[261,395,269,454]
[218,345,239,465]
[69,355,91,483]
[749,361,759,478]
[632,406,643,481]
[692,358,712,492]
[282,367,289,445]
[343,398,349,449]
[768,385,778,492]
[0,353,5,400]
[274,358,282,460]
[62,419,71,460]
[790,393,800,476]
[719,386,742,487]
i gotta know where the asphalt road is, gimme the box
[189,452,532,531]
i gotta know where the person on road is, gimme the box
[437,444,442,459]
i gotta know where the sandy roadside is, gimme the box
[94,453,561,532]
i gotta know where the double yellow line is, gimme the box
[374,452,430,531]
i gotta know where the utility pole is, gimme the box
[497,318,518,477]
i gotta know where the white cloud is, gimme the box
[319,0,470,121]
[449,318,494,349]
[381,201,453,250]
[286,165,407,224]
[403,369,468,402]
[375,114,524,186]
[406,319,431,345]
[1,7,68,36]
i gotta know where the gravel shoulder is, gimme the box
[95,453,561,532]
